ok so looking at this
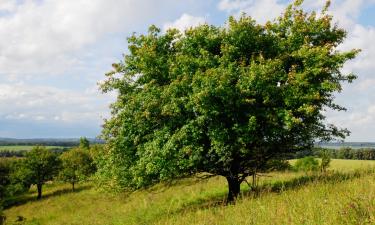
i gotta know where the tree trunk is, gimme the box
[252,173,256,188]
[37,183,42,200]
[226,176,241,204]
[72,182,75,192]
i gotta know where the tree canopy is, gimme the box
[23,146,60,199]
[79,137,90,149]
[99,0,358,202]
[59,148,95,191]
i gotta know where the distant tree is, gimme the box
[99,0,358,203]
[59,148,95,191]
[337,147,353,159]
[23,146,60,199]
[79,137,90,150]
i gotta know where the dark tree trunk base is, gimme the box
[226,176,241,204]
[37,184,42,200]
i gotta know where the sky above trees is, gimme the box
[0,0,374,140]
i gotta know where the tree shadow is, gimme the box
[243,169,367,197]
[154,168,373,222]
[4,184,92,209]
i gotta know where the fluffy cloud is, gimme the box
[0,0,201,78]
[0,83,113,124]
[218,0,285,24]
[0,0,210,137]
[163,13,206,31]
[0,0,17,12]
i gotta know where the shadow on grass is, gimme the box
[4,184,92,209]
[157,168,375,220]
[247,169,368,195]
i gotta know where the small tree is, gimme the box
[320,150,331,173]
[79,137,90,150]
[59,148,95,191]
[23,146,60,199]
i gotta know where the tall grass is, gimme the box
[3,159,375,225]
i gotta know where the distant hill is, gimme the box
[0,137,104,146]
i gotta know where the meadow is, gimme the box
[0,146,65,152]
[3,159,375,225]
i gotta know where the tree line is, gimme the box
[0,137,104,147]
[295,147,375,160]
[0,148,69,158]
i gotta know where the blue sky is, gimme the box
[0,0,374,141]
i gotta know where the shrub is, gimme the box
[293,157,319,172]
[265,159,292,172]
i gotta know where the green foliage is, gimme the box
[294,156,320,172]
[320,150,331,172]
[22,146,60,199]
[264,159,292,172]
[59,148,95,191]
[0,159,11,200]
[79,137,90,150]
[99,0,358,201]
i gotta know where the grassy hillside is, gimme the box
[3,159,375,225]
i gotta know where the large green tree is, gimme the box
[99,1,358,202]
[23,146,60,199]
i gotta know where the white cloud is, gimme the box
[0,0,213,137]
[0,0,17,12]
[218,0,285,24]
[0,0,192,78]
[0,83,113,125]
[218,0,252,12]
[163,13,206,31]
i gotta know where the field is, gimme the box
[0,146,65,152]
[3,159,375,225]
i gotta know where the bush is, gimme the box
[0,159,11,199]
[293,157,319,172]
[265,159,292,172]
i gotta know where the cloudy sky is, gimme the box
[0,0,374,141]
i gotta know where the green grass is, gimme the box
[3,159,375,225]
[0,146,65,152]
